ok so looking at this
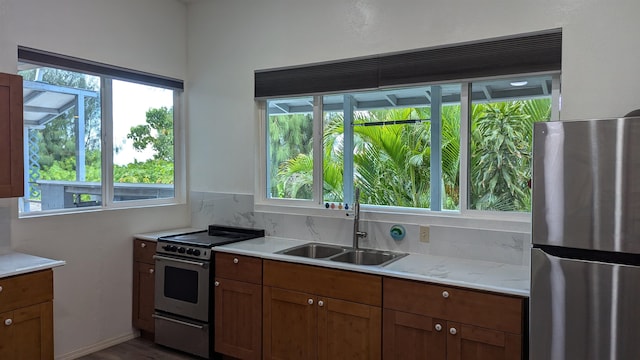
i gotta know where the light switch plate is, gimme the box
[419,226,430,243]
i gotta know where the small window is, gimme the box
[18,48,183,215]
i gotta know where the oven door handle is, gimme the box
[152,314,207,330]
[153,254,208,268]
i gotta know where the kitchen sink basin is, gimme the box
[329,249,408,266]
[277,243,348,259]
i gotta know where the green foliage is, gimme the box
[127,107,174,162]
[114,160,174,184]
[267,112,314,199]
[271,98,550,212]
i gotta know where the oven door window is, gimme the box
[164,266,199,303]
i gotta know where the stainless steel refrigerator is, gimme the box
[530,117,640,359]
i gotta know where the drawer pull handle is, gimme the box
[0,286,3,293]
[149,268,154,274]
[449,327,457,335]
[233,258,239,264]
[308,298,314,305]
[214,281,220,287]
[442,291,449,298]
[318,300,324,307]
[141,243,147,248]
[435,323,442,331]
[4,319,12,326]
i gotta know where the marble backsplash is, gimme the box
[190,191,531,266]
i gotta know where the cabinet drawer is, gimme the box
[0,270,53,313]
[383,277,523,334]
[445,285,523,334]
[215,253,262,284]
[133,239,156,264]
[264,260,381,306]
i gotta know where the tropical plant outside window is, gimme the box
[19,61,178,214]
[265,74,555,213]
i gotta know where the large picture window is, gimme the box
[261,74,558,214]
[18,48,183,215]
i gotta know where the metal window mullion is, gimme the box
[459,83,470,212]
[343,95,355,203]
[102,78,114,207]
[172,91,184,202]
[430,86,442,211]
[313,96,323,205]
[551,73,561,121]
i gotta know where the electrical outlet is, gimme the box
[419,226,430,243]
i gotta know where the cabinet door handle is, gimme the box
[434,323,442,331]
[214,281,220,287]
[442,291,449,298]
[0,285,3,293]
[307,298,314,305]
[318,300,324,307]
[4,319,12,326]
[140,242,147,248]
[233,258,239,264]
[149,268,154,274]
[449,327,457,335]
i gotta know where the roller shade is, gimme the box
[255,29,561,98]
[18,47,184,91]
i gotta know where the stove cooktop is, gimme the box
[157,225,265,248]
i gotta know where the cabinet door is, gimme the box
[383,309,446,360]
[0,302,53,360]
[263,287,316,360]
[132,261,155,333]
[318,297,381,360]
[215,278,261,360]
[446,322,521,360]
[0,73,24,198]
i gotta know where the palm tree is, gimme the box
[274,98,550,212]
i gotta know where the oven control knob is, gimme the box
[169,245,178,252]
[186,248,194,255]
[193,250,201,256]
[178,247,186,254]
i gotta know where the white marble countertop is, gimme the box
[0,252,65,279]
[134,227,205,241]
[215,237,530,297]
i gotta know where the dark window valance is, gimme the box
[18,47,184,91]
[255,29,561,98]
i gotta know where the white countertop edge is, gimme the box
[0,252,66,279]
[214,237,530,298]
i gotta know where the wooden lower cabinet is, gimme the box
[446,322,522,360]
[132,261,155,333]
[214,253,263,360]
[0,301,53,359]
[318,296,381,360]
[383,309,446,360]
[263,287,316,360]
[383,277,524,360]
[215,278,262,360]
[0,269,54,359]
[132,239,156,335]
[263,260,382,360]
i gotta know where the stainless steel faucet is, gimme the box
[352,188,367,249]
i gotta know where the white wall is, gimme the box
[187,0,640,193]
[0,0,190,357]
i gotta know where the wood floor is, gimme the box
[78,337,201,360]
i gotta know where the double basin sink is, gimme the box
[276,242,407,267]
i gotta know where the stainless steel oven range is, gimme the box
[153,225,264,358]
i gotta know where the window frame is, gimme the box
[17,50,185,217]
[256,73,561,229]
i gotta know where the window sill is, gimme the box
[254,202,531,233]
